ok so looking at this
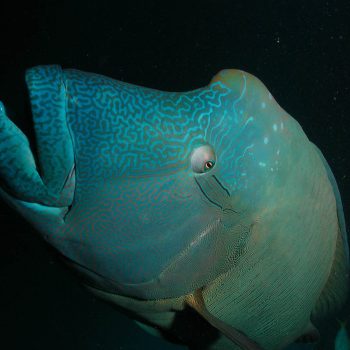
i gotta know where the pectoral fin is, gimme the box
[185,289,263,350]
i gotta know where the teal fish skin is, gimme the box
[0,66,348,349]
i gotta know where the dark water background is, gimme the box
[0,1,349,349]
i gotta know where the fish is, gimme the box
[0,65,349,349]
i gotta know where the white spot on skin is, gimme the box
[270,168,274,171]
[259,162,266,167]
[277,149,280,155]
[189,221,218,247]
[264,137,269,144]
[261,102,266,109]
[273,124,278,131]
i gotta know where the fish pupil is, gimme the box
[205,160,214,171]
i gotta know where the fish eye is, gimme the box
[191,145,216,173]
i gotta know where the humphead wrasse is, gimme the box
[0,66,348,349]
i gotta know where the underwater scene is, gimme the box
[1,1,349,349]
